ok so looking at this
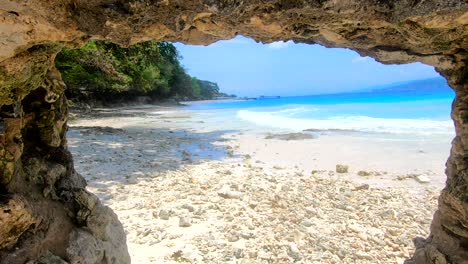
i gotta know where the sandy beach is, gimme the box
[67,104,449,263]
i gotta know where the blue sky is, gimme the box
[174,36,440,97]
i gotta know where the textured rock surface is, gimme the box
[0,196,35,250]
[0,0,467,263]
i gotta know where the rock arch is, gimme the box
[0,1,467,263]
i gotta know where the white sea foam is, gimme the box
[237,109,454,135]
[263,106,315,116]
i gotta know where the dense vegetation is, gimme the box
[55,41,233,104]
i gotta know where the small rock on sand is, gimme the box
[300,219,313,227]
[179,216,192,227]
[182,204,195,212]
[159,209,170,220]
[415,175,430,183]
[397,173,431,183]
[357,170,384,176]
[357,170,371,176]
[336,164,349,173]
[234,248,244,259]
[288,242,302,261]
[354,184,370,191]
[218,186,244,199]
[311,169,326,175]
[227,233,240,242]
[219,190,243,199]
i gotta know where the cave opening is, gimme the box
[60,37,457,263]
[0,1,466,263]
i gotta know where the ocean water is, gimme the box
[185,79,456,136]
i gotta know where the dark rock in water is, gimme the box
[265,133,315,141]
[181,150,192,162]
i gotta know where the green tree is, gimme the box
[55,40,232,104]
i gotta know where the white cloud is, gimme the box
[267,41,292,49]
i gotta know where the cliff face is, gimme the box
[0,1,467,263]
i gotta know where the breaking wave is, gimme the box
[237,109,454,135]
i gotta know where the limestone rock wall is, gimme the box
[412,56,468,264]
[0,0,467,263]
[0,47,130,263]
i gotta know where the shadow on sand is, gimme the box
[67,124,239,198]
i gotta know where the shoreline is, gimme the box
[67,104,445,263]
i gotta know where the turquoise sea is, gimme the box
[185,78,455,136]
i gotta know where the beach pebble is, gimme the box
[288,242,302,261]
[356,252,373,260]
[358,232,368,241]
[300,219,313,227]
[234,248,244,259]
[152,211,158,218]
[182,204,195,212]
[227,233,240,242]
[381,209,397,219]
[179,216,192,227]
[336,164,349,173]
[354,184,370,191]
[415,175,430,183]
[258,250,271,260]
[218,186,244,199]
[248,201,258,209]
[159,209,171,220]
[357,170,372,176]
[240,232,255,239]
[173,249,202,263]
[347,223,362,233]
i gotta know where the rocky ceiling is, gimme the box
[0,1,467,263]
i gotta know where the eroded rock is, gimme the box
[27,252,69,264]
[0,196,35,250]
[65,192,130,263]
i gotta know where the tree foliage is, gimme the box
[55,40,232,103]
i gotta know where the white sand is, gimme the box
[67,104,449,263]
